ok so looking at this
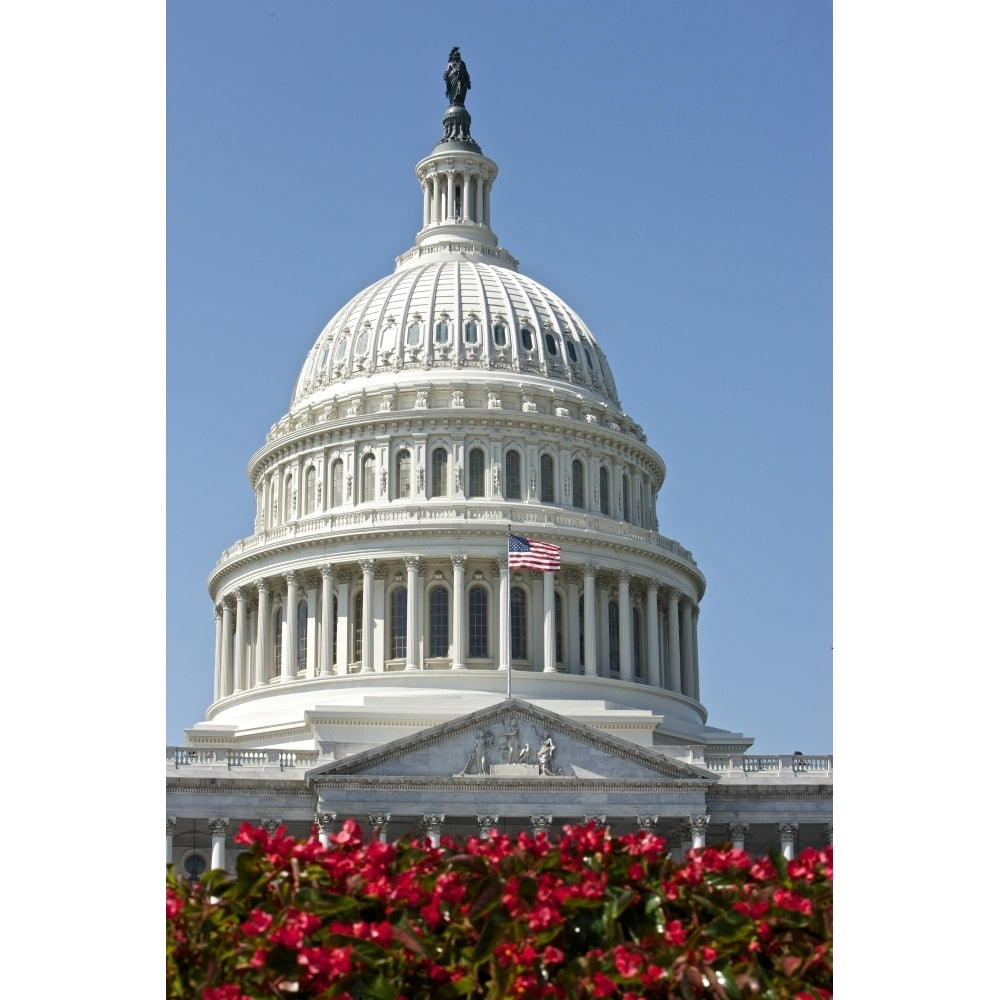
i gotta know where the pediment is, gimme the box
[308,699,714,784]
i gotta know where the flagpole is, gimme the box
[505,524,512,699]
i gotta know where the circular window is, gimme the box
[183,852,208,880]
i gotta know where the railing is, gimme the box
[702,754,833,775]
[170,747,319,771]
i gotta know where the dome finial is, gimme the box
[438,47,479,151]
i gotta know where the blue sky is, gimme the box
[166,1,832,752]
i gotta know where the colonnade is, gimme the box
[212,556,701,705]
[418,161,495,230]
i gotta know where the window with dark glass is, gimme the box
[622,474,630,522]
[464,320,479,344]
[545,332,558,356]
[429,586,449,657]
[468,447,485,497]
[468,586,488,658]
[505,450,521,500]
[353,592,363,662]
[584,347,594,370]
[431,447,447,497]
[520,327,534,351]
[390,588,407,659]
[435,321,449,344]
[396,450,411,499]
[296,600,308,672]
[609,600,620,674]
[332,460,344,507]
[566,340,578,363]
[330,595,338,663]
[305,467,316,514]
[406,322,421,346]
[492,322,508,347]
[540,453,555,503]
[555,592,563,663]
[578,594,585,667]
[572,459,585,508]
[362,454,375,502]
[511,586,527,660]
[633,607,642,680]
[599,466,610,515]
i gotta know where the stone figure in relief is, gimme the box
[444,47,471,107]
[537,737,557,776]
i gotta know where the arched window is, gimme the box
[273,605,284,679]
[429,586,449,658]
[468,586,488,658]
[540,453,555,503]
[304,467,316,515]
[390,588,407,659]
[353,592,363,663]
[622,474,630,523]
[284,474,293,521]
[599,467,610,515]
[396,450,411,499]
[296,600,308,673]
[511,586,527,660]
[572,459,585,508]
[578,594,585,668]
[361,454,375,502]
[468,447,485,498]
[554,591,563,663]
[632,606,642,680]
[492,322,507,347]
[431,448,448,497]
[505,450,521,500]
[609,600,620,674]
[331,460,344,507]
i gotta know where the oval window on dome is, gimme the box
[380,326,395,351]
[464,320,479,344]
[492,322,508,347]
[435,321,450,344]
[334,337,348,362]
[319,344,330,368]
[356,329,370,353]
[520,327,534,351]
[584,347,594,370]
[544,332,558,356]
[406,321,421,346]
[566,340,578,363]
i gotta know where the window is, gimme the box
[545,332,558,356]
[396,450,411,499]
[304,467,316,515]
[330,595,338,664]
[578,594,585,667]
[273,605,284,678]
[431,447,448,497]
[435,321,449,344]
[492,322,507,347]
[633,607,642,680]
[468,586,488,658]
[353,592,363,663]
[429,586,449,657]
[566,340,578,363]
[361,454,375,502]
[505,450,521,500]
[622,475,630,522]
[390,588,407,659]
[609,600,620,674]
[468,447,485,497]
[511,586,527,660]
[572,459,585,508]
[406,321,421,346]
[284,475,293,520]
[356,328,370,353]
[334,336,348,362]
[296,600,308,672]
[319,344,331,369]
[464,320,479,344]
[599,466,610,515]
[584,347,594,370]
[331,460,344,507]
[540,453,555,503]
[520,327,534,351]
[555,591,563,663]
[183,853,208,881]
[380,325,395,352]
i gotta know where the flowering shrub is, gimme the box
[167,820,831,999]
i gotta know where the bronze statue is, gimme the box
[444,47,471,107]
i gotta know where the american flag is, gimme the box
[508,533,561,572]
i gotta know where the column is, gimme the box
[530,575,544,670]
[368,813,391,844]
[359,560,375,673]
[476,814,498,839]
[373,566,387,672]
[404,557,420,670]
[431,173,441,224]
[234,588,248,691]
[598,583,610,677]
[422,178,431,228]
[451,555,467,669]
[497,556,510,672]
[315,811,338,849]
[583,563,598,677]
[645,581,660,686]
[691,604,701,701]
[618,571,633,681]
[475,171,484,223]
[213,606,223,700]
[542,570,557,673]
[635,815,659,833]
[166,817,176,866]
[320,566,335,676]
[688,815,710,850]
[207,818,229,872]
[727,822,749,852]
[565,570,581,674]
[529,816,553,837]
[779,823,798,860]
[446,171,456,221]
[461,173,471,221]
[306,580,319,677]
[421,814,445,848]
[221,597,234,696]
[667,589,682,692]
[255,578,270,686]
[281,572,298,681]
[336,569,351,674]
[680,599,694,697]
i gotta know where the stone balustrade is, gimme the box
[169,747,319,771]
